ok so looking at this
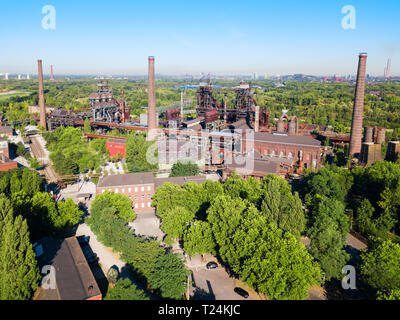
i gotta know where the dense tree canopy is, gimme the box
[0,195,40,300]
[104,278,149,300]
[93,191,136,222]
[152,175,322,300]
[125,134,158,173]
[170,161,199,177]
[360,239,400,294]
[87,192,189,300]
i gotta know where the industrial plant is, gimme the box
[33,53,393,179]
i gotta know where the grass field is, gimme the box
[0,91,31,102]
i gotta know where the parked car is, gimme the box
[206,262,218,269]
[77,235,90,244]
[234,287,249,299]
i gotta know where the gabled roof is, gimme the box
[97,172,154,188]
[246,132,321,147]
[34,237,101,300]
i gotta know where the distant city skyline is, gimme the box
[1,0,399,76]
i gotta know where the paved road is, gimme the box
[30,135,58,183]
[346,233,367,250]
[186,254,259,300]
[75,223,126,275]
[129,210,164,241]
[75,222,156,299]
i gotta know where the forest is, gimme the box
[1,79,400,131]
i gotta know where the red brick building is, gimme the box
[242,132,322,169]
[96,172,207,212]
[106,139,126,159]
[0,158,18,171]
[0,138,18,171]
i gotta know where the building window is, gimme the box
[134,195,138,200]
[102,190,105,193]
[147,202,151,207]
[115,188,119,193]
[135,203,138,209]
[147,186,151,191]
[128,188,132,192]
[141,195,144,200]
[141,203,144,208]
[134,187,138,192]
[147,194,151,199]
[122,188,125,193]
[141,187,145,192]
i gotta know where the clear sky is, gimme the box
[0,0,399,76]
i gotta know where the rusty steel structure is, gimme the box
[195,80,267,128]
[48,108,91,130]
[165,108,180,128]
[89,81,120,122]
[48,81,131,130]
[349,53,368,159]
[232,82,257,121]
[196,80,221,117]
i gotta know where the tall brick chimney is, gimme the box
[147,56,157,141]
[254,105,259,132]
[349,53,367,159]
[37,59,47,130]
[50,64,54,81]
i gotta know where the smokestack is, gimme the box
[254,106,259,133]
[364,126,373,143]
[288,121,297,135]
[37,59,47,130]
[386,59,391,78]
[180,91,184,122]
[50,65,54,81]
[224,94,228,124]
[349,53,367,159]
[276,120,285,133]
[376,127,386,144]
[121,90,125,123]
[147,56,157,141]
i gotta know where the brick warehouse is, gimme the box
[105,139,126,159]
[96,172,207,212]
[242,132,323,169]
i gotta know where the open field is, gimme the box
[0,90,31,101]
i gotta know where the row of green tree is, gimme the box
[87,191,189,300]
[0,167,84,300]
[297,162,400,299]
[152,174,324,299]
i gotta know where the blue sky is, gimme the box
[0,0,399,76]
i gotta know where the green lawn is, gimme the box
[0,91,31,102]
